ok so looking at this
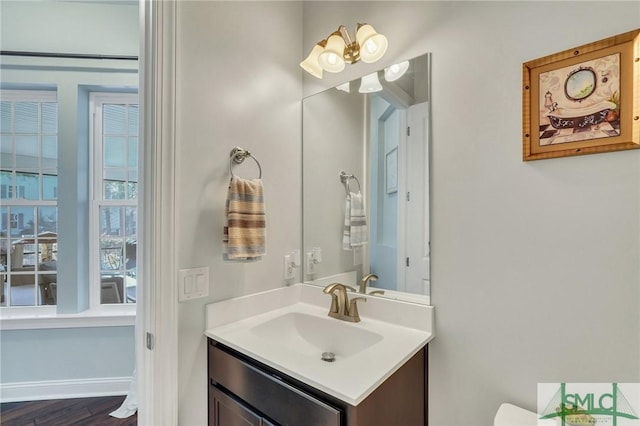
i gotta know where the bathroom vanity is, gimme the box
[208,338,427,425]
[204,284,434,426]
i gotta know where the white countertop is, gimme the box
[204,283,434,406]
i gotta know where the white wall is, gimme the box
[303,2,640,425]
[174,2,302,424]
[0,1,138,56]
[1,326,135,382]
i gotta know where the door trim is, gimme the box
[138,0,178,424]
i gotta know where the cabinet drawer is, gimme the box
[209,342,341,426]
[210,385,275,426]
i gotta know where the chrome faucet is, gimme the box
[322,283,366,322]
[359,273,383,295]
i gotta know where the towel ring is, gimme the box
[340,171,361,195]
[229,147,262,179]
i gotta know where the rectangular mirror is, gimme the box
[302,53,431,304]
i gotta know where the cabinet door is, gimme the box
[209,342,341,426]
[210,385,272,426]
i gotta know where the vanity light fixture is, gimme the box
[301,23,388,79]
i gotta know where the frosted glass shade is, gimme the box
[318,34,346,73]
[384,61,410,82]
[359,72,383,93]
[355,24,388,63]
[336,82,351,93]
[300,44,324,79]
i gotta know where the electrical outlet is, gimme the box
[283,255,294,280]
[290,250,301,267]
[306,252,316,275]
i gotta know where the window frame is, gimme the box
[1,89,59,308]
[89,92,139,309]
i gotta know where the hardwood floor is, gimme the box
[0,396,137,426]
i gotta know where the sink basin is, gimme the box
[204,284,434,405]
[250,312,383,359]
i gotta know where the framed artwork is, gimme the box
[385,146,398,194]
[522,29,640,161]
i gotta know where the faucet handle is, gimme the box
[323,283,347,317]
[344,285,357,292]
[327,293,339,313]
[348,297,366,322]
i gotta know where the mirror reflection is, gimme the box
[302,53,431,303]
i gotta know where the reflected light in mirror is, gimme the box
[336,82,351,93]
[384,61,410,82]
[359,72,383,93]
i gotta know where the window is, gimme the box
[90,93,138,305]
[1,89,58,307]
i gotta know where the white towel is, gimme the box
[343,191,368,250]
[109,368,137,418]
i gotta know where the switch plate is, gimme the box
[178,267,209,301]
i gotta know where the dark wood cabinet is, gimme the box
[209,385,275,426]
[208,339,427,426]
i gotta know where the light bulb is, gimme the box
[365,38,378,54]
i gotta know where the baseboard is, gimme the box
[0,376,132,403]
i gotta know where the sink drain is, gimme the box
[321,352,335,362]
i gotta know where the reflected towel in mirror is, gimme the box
[343,191,368,250]
[223,176,266,261]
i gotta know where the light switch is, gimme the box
[184,275,195,294]
[178,267,210,301]
[196,273,206,293]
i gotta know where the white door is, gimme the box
[369,99,401,290]
[402,102,430,295]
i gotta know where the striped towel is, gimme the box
[223,177,266,261]
[342,191,368,250]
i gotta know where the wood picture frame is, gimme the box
[523,29,640,161]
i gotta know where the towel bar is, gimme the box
[229,147,262,179]
[340,171,361,195]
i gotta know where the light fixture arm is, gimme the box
[338,25,352,44]
[336,25,360,65]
